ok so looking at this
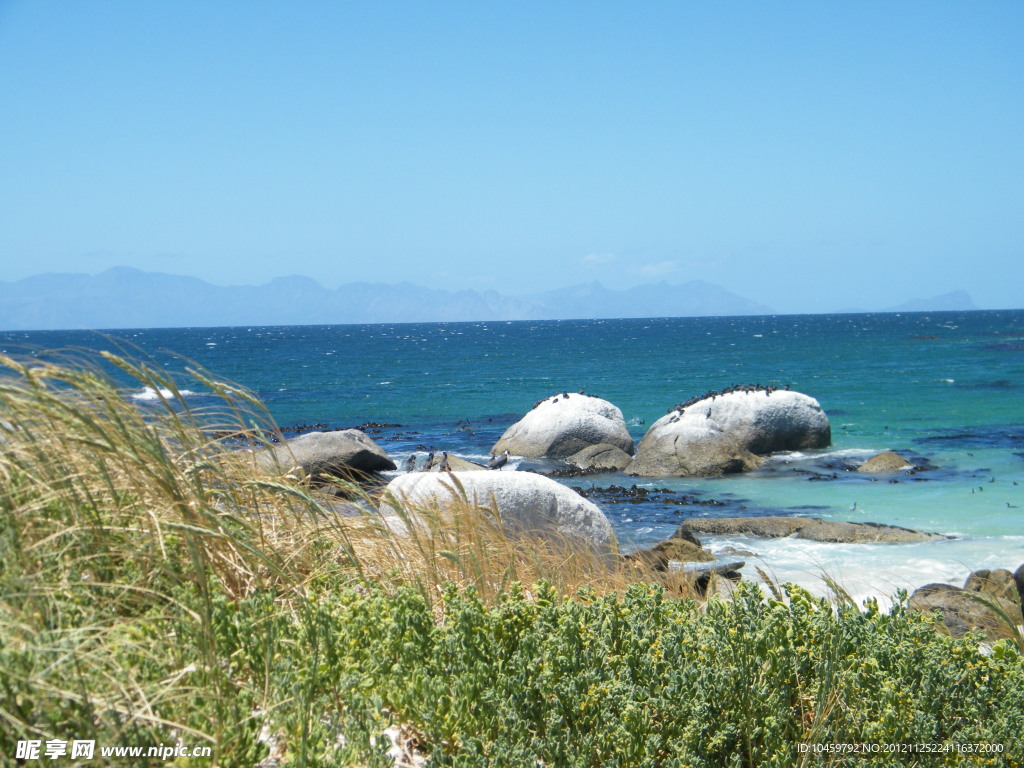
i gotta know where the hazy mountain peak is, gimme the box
[0,268,989,331]
[267,275,325,290]
[884,290,978,313]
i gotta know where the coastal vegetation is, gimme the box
[1,352,1022,766]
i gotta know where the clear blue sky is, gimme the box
[1,1,1021,313]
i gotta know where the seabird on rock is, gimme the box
[439,451,450,472]
[405,454,416,472]
[488,449,510,470]
[425,450,435,469]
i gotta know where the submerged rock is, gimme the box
[379,470,615,555]
[857,451,913,473]
[258,429,396,481]
[675,516,950,543]
[629,389,830,476]
[491,393,634,459]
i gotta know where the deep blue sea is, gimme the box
[4,310,1023,604]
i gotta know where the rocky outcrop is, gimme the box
[675,516,950,543]
[857,451,913,473]
[963,569,1024,627]
[623,537,744,599]
[258,429,396,481]
[627,424,764,477]
[567,443,634,471]
[909,581,1021,640]
[379,470,615,555]
[624,538,717,570]
[422,453,488,472]
[629,389,830,476]
[491,393,634,459]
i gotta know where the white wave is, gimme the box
[765,447,877,463]
[130,387,197,402]
[697,533,1022,608]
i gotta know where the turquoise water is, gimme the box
[4,310,1022,603]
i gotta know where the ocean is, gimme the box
[4,310,1022,605]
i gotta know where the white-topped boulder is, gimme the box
[491,393,634,459]
[629,389,830,477]
[379,470,615,556]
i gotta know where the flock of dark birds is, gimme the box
[403,448,509,473]
[531,388,601,410]
[668,383,790,415]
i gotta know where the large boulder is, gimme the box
[259,429,396,481]
[908,582,1018,640]
[628,422,763,477]
[379,470,615,555]
[567,443,634,472]
[676,516,950,543]
[629,389,830,476]
[491,393,634,459]
[858,451,913,473]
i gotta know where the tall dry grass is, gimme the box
[0,350,676,762]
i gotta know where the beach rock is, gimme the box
[379,470,615,555]
[567,443,634,471]
[858,451,913,473]
[629,389,829,476]
[624,538,716,571]
[908,583,1017,640]
[423,453,488,472]
[675,516,950,543]
[627,424,763,477]
[258,429,396,481]
[491,393,634,460]
[963,569,1024,627]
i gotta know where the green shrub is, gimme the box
[1,352,1021,767]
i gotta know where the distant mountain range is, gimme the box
[0,267,774,330]
[837,290,979,315]
[0,267,979,331]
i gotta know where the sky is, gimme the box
[0,1,1021,314]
